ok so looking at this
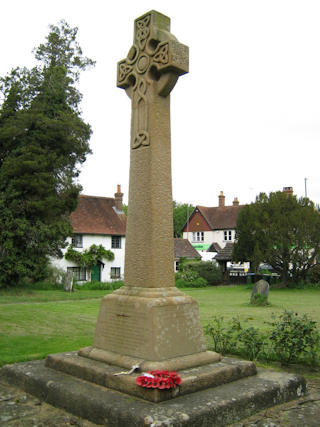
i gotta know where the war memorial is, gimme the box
[0,11,306,426]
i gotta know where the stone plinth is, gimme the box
[1,357,307,426]
[82,286,219,370]
[45,352,256,403]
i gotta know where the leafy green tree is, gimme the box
[0,21,94,288]
[233,192,320,285]
[173,201,194,237]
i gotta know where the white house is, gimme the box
[182,191,243,251]
[51,186,126,282]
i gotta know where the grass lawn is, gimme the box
[1,285,319,369]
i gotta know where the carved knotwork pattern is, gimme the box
[131,78,149,150]
[136,15,150,50]
[132,131,150,149]
[118,63,133,82]
[153,43,169,65]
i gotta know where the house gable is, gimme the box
[182,208,211,233]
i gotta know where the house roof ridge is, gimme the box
[79,194,115,201]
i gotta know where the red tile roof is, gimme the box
[174,238,201,259]
[215,242,234,261]
[70,195,126,235]
[197,205,244,230]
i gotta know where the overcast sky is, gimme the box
[2,0,320,207]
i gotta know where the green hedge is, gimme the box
[175,277,208,288]
[179,261,222,286]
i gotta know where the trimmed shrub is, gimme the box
[175,277,208,288]
[179,261,222,286]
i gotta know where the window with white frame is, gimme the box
[224,230,233,241]
[67,266,86,281]
[192,231,204,242]
[111,235,122,249]
[110,267,121,279]
[71,234,83,248]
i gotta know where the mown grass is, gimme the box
[188,286,320,329]
[1,285,319,369]
[0,288,109,304]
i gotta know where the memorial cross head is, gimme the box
[117,11,189,150]
[117,10,189,97]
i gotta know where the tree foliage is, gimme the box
[173,201,194,237]
[233,192,320,284]
[0,21,94,287]
[65,244,114,269]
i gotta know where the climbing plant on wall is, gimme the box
[65,244,114,269]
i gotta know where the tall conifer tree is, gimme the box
[0,21,94,287]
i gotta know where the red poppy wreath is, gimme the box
[136,370,182,389]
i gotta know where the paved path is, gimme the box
[1,377,319,426]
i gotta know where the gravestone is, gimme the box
[63,270,73,292]
[78,9,220,371]
[251,279,269,303]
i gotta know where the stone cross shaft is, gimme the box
[117,10,189,288]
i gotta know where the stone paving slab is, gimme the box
[0,357,307,426]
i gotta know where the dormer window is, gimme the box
[72,234,83,248]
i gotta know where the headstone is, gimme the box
[78,10,220,371]
[251,279,269,303]
[64,270,73,292]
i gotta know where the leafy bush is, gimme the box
[237,326,267,360]
[175,277,208,288]
[175,268,199,282]
[178,261,222,286]
[204,311,320,366]
[74,280,123,291]
[204,316,238,354]
[269,310,320,365]
[175,263,209,287]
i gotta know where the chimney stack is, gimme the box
[218,191,225,207]
[283,187,293,197]
[114,184,123,211]
[233,197,239,206]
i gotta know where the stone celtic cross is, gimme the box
[78,10,219,372]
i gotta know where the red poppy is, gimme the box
[136,370,182,389]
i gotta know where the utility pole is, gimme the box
[187,204,190,241]
[304,177,308,198]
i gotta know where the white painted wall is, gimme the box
[183,229,236,249]
[50,234,126,282]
